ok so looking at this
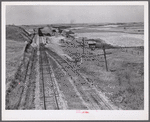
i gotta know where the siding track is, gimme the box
[44,44,114,110]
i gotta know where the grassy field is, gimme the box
[6,25,28,87]
[79,48,144,110]
[6,39,25,87]
[6,25,30,42]
[59,23,144,109]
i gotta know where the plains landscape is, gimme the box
[6,22,144,110]
[4,4,146,112]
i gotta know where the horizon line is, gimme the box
[6,21,144,26]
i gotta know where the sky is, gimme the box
[6,5,144,25]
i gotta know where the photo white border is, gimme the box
[2,1,149,120]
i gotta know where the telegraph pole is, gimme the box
[82,37,85,54]
[102,45,108,71]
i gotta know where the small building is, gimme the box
[40,26,58,36]
[88,40,96,50]
[38,28,44,36]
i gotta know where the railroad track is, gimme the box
[39,42,60,110]
[44,45,114,110]
[6,44,37,109]
[18,46,37,109]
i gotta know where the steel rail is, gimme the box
[45,47,113,110]
[44,51,59,109]
[39,43,59,110]
[39,40,46,110]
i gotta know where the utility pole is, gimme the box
[82,37,85,54]
[102,45,108,71]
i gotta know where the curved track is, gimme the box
[39,36,115,110]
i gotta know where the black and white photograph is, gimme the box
[2,1,149,120]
